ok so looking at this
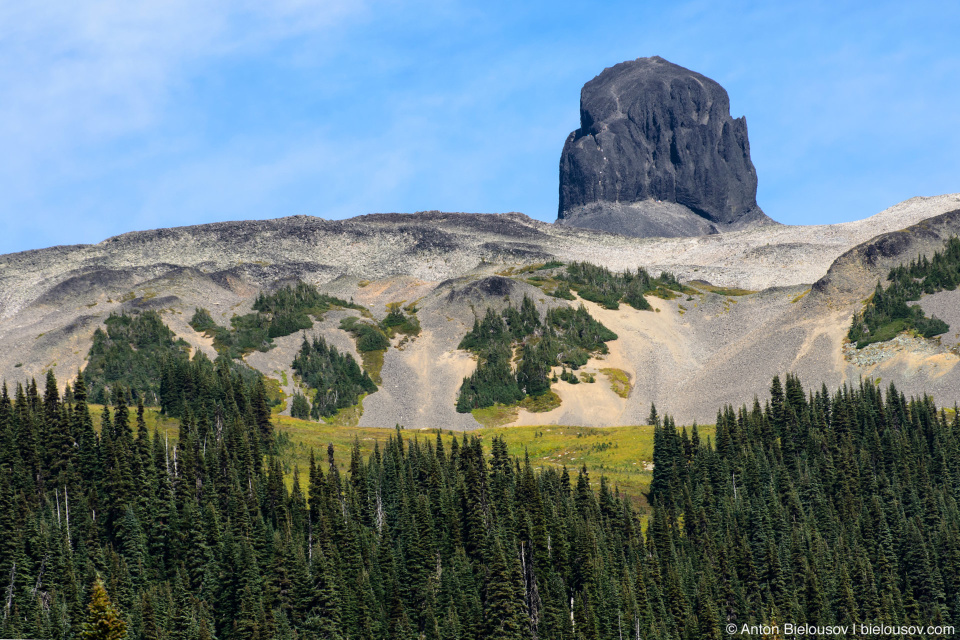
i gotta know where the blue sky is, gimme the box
[1,0,958,254]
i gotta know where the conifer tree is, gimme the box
[80,577,128,640]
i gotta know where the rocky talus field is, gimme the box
[1,193,959,427]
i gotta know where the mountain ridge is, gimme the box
[2,194,959,427]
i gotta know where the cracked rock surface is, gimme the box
[558,56,774,236]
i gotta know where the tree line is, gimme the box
[2,369,960,638]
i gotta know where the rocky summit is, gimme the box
[558,56,775,237]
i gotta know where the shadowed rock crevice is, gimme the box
[558,56,776,237]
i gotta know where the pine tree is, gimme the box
[484,537,528,639]
[80,577,128,640]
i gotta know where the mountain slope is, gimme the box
[1,195,959,427]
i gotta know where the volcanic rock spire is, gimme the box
[558,56,776,237]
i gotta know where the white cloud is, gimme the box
[0,0,366,167]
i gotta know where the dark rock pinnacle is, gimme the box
[557,56,776,237]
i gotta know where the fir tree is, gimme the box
[80,577,128,640]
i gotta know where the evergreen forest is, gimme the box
[2,369,960,639]
[190,282,363,358]
[456,296,617,412]
[157,350,277,422]
[291,336,377,420]
[848,236,959,347]
[553,262,686,310]
[83,311,191,406]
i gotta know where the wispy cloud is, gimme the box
[0,1,365,162]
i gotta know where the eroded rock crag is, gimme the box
[558,56,775,237]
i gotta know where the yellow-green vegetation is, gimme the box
[262,377,287,413]
[471,403,519,428]
[339,303,417,383]
[519,389,562,412]
[320,395,366,427]
[88,404,179,441]
[791,288,811,303]
[382,301,421,337]
[360,349,386,384]
[600,368,631,398]
[470,391,563,427]
[403,298,423,314]
[126,407,712,504]
[648,286,681,300]
[270,415,393,481]
[475,424,690,505]
[496,262,564,277]
[689,282,757,296]
[339,316,390,382]
[524,274,566,297]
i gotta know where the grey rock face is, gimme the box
[558,56,775,236]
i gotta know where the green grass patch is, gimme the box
[263,377,287,414]
[320,395,366,427]
[471,403,520,428]
[471,390,562,426]
[519,390,562,413]
[600,368,631,398]
[88,404,180,441]
[855,319,911,348]
[473,424,715,506]
[648,286,680,300]
[360,349,386,384]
